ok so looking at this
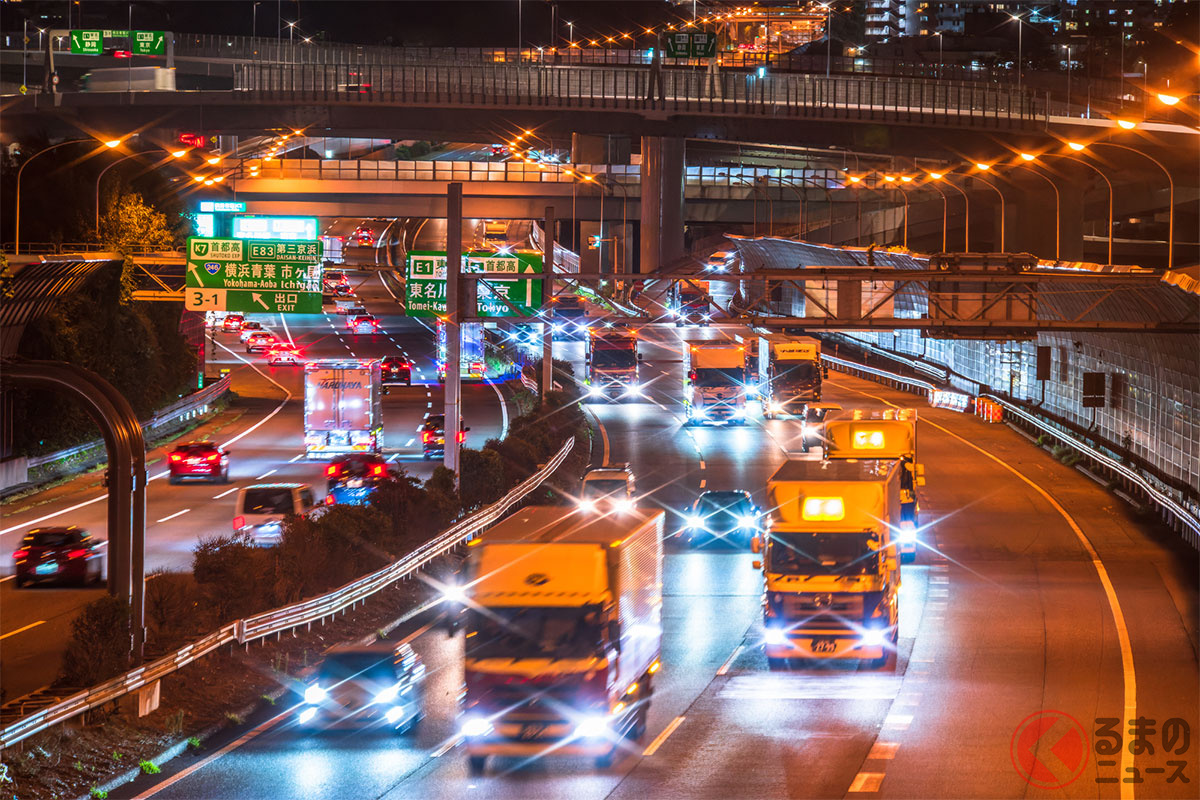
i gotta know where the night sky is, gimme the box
[5,1,715,48]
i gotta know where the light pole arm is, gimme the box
[15,138,93,254]
[1093,142,1174,269]
[1046,154,1114,265]
[969,173,1006,252]
[1015,164,1062,261]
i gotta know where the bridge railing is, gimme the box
[232,63,1042,127]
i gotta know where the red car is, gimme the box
[222,314,245,331]
[13,527,104,588]
[168,441,231,484]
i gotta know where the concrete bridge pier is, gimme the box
[639,136,686,273]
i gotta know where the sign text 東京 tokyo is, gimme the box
[185,237,324,314]
[405,251,543,317]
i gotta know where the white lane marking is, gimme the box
[716,643,743,676]
[288,454,305,463]
[883,713,912,727]
[256,469,277,480]
[836,377,1139,792]
[643,715,686,756]
[848,772,885,792]
[431,736,462,758]
[279,314,294,346]
[1,494,108,536]
[155,509,191,524]
[216,341,293,449]
[213,486,240,500]
[487,380,510,439]
[405,438,415,447]
[0,620,47,640]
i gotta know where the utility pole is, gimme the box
[444,184,463,482]
[542,205,555,404]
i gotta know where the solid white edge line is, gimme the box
[487,380,510,440]
[431,735,462,758]
[216,341,293,450]
[155,509,191,524]
[278,313,294,346]
[834,378,1138,800]
[642,715,686,756]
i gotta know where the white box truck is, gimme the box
[683,339,747,425]
[457,505,664,773]
[303,359,382,458]
[758,334,824,419]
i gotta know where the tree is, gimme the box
[459,447,506,509]
[97,190,177,252]
[59,596,131,686]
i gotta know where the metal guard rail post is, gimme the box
[0,437,573,749]
[821,353,1200,542]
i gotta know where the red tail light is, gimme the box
[169,453,182,462]
[233,516,245,530]
[206,453,220,462]
[422,432,432,443]
[325,495,335,506]
[68,549,89,559]
[326,464,340,477]
[456,431,466,443]
[371,464,385,476]
[12,549,28,561]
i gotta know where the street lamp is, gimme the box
[1015,154,1062,261]
[883,176,910,248]
[933,31,943,79]
[820,3,832,78]
[15,138,104,254]
[1009,13,1024,95]
[1042,152,1114,265]
[1089,141,1175,269]
[970,164,1007,252]
[928,172,970,252]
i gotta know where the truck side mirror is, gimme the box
[608,620,621,644]
[637,353,644,361]
[752,559,762,570]
[750,535,761,554]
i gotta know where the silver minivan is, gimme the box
[233,483,317,546]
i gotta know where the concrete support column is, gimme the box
[639,136,685,274]
[660,137,686,266]
[639,136,662,274]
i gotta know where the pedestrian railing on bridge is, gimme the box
[231,62,1046,129]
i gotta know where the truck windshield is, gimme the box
[767,532,878,576]
[694,367,744,387]
[582,479,628,498]
[591,349,636,369]
[774,362,818,388]
[467,606,605,660]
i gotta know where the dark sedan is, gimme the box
[13,527,104,588]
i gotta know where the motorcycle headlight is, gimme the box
[304,685,327,705]
[376,683,401,703]
[460,715,494,738]
[574,716,609,738]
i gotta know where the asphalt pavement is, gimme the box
[112,323,1198,799]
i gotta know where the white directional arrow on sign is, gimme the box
[252,292,270,310]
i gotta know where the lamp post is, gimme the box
[933,31,943,79]
[1009,13,1023,95]
[777,177,805,239]
[1090,141,1175,269]
[929,172,970,252]
[822,3,832,78]
[1016,154,1062,261]
[96,148,189,236]
[920,178,949,252]
[1043,152,1114,265]
[969,165,1007,252]
[600,174,629,280]
[883,176,910,248]
[15,138,106,254]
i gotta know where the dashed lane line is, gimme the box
[155,509,190,524]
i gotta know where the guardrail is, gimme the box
[19,376,232,486]
[232,62,1044,128]
[822,351,1200,546]
[0,436,573,750]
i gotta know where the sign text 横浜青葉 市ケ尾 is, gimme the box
[185,237,325,311]
[405,250,543,318]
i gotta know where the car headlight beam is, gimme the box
[574,716,609,738]
[460,715,494,738]
[303,685,327,705]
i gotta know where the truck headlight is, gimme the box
[385,706,404,724]
[623,383,642,398]
[898,523,916,543]
[574,716,609,738]
[737,515,757,529]
[298,707,318,724]
[613,498,634,514]
[578,498,597,513]
[764,627,789,646]
[460,715,494,738]
[685,515,703,530]
[859,627,887,647]
[376,683,401,703]
[304,685,327,705]
[587,384,604,398]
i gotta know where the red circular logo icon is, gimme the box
[1010,709,1090,789]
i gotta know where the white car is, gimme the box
[268,348,302,366]
[233,483,317,546]
[239,322,266,343]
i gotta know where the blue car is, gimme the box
[325,454,390,506]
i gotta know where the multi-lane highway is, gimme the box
[0,267,510,702]
[110,323,1197,799]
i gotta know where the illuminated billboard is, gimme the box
[232,215,318,241]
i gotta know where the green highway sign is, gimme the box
[131,30,166,56]
[406,250,543,318]
[184,288,323,314]
[665,31,717,58]
[70,30,103,55]
[186,237,324,313]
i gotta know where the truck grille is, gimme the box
[783,593,864,617]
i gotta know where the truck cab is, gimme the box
[753,459,902,668]
[683,339,747,425]
[823,411,924,562]
[584,327,641,400]
[579,465,635,513]
[758,334,825,419]
[457,505,664,774]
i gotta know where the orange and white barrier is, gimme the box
[974,398,1004,423]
